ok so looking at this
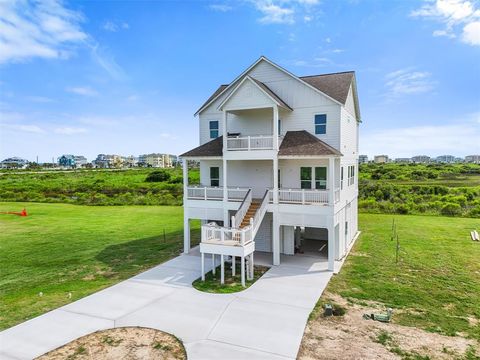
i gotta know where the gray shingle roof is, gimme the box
[299,71,354,105]
[278,131,342,156]
[180,131,341,158]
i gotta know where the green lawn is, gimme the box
[192,264,270,294]
[0,202,199,330]
[324,213,480,340]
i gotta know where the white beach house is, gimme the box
[181,56,360,285]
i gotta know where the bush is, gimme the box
[145,170,171,182]
[440,203,462,216]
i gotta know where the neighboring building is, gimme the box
[394,158,412,163]
[359,155,368,164]
[58,155,88,168]
[138,153,174,168]
[0,157,28,169]
[180,56,360,284]
[93,154,123,168]
[374,155,389,163]
[411,155,431,163]
[465,155,480,164]
[123,155,138,168]
[436,155,456,163]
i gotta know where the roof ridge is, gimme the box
[300,71,355,78]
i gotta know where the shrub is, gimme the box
[145,170,171,182]
[440,203,462,216]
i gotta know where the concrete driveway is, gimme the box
[0,249,334,360]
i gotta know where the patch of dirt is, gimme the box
[299,293,479,360]
[37,327,186,360]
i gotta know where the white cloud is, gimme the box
[66,86,98,97]
[54,127,87,135]
[361,119,480,157]
[385,68,435,96]
[411,0,480,46]
[209,4,233,12]
[462,20,480,45]
[249,0,321,25]
[0,0,87,64]
[1,123,45,134]
[90,44,126,80]
[102,20,129,32]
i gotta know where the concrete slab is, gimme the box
[208,297,310,359]
[116,288,234,343]
[186,340,293,360]
[238,266,331,309]
[0,310,113,360]
[162,254,210,272]
[129,264,201,288]
[61,280,175,320]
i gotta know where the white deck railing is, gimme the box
[252,189,269,235]
[186,186,249,201]
[232,189,252,228]
[201,222,253,246]
[226,135,274,151]
[269,188,331,205]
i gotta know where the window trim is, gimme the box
[314,114,327,135]
[209,120,219,139]
[210,166,220,187]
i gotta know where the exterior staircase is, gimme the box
[239,200,260,228]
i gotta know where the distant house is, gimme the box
[138,153,174,168]
[436,155,456,163]
[374,155,389,163]
[411,155,431,163]
[123,155,138,168]
[465,155,480,164]
[93,154,123,168]
[58,155,87,168]
[359,155,368,164]
[0,157,28,169]
[394,157,412,163]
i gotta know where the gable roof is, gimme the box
[194,56,358,116]
[217,76,292,111]
[180,131,341,158]
[278,131,342,157]
[299,72,354,105]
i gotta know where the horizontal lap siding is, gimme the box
[254,212,272,252]
[198,59,342,150]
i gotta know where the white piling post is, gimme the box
[212,254,216,275]
[201,252,205,281]
[232,256,236,276]
[220,255,225,284]
[241,256,245,287]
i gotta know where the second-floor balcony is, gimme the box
[226,135,279,151]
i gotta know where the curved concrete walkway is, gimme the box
[0,250,335,360]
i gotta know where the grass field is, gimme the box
[318,213,480,341]
[0,202,199,330]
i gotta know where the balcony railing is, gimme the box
[186,186,249,201]
[202,222,253,246]
[226,135,274,151]
[269,188,331,205]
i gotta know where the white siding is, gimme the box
[279,159,329,189]
[255,212,272,252]
[344,84,356,118]
[222,79,274,110]
[198,59,342,150]
[199,160,222,186]
[228,108,273,136]
[227,160,272,198]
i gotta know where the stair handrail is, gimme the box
[232,188,252,228]
[251,189,269,236]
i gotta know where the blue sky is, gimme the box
[0,0,479,162]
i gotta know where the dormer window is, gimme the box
[209,121,219,139]
[314,114,327,135]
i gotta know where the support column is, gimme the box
[183,158,190,254]
[250,253,254,279]
[223,158,229,225]
[232,256,235,276]
[328,157,335,205]
[273,105,279,150]
[272,212,280,265]
[201,252,205,281]
[241,256,245,287]
[212,254,216,275]
[220,255,225,284]
[273,157,279,204]
[328,218,335,271]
